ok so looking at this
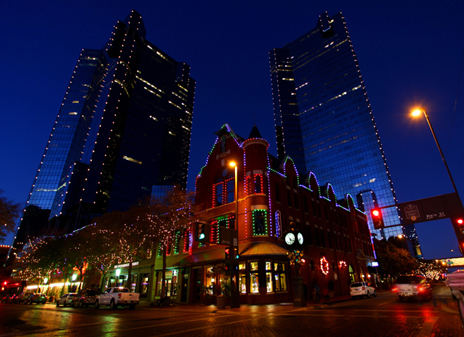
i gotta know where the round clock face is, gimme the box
[285,232,295,245]
[297,233,304,245]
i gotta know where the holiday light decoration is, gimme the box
[287,250,305,266]
[320,256,330,275]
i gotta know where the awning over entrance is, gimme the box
[173,242,288,267]
[174,248,226,267]
[239,241,288,257]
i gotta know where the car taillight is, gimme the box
[118,293,121,298]
[392,287,398,292]
[418,286,424,292]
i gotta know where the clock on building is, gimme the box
[284,232,295,245]
[297,233,304,245]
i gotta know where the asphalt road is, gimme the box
[0,285,462,336]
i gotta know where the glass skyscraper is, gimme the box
[269,12,415,243]
[12,10,195,248]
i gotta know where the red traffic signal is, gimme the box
[371,208,384,229]
[453,217,464,235]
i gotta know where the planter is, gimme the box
[216,295,226,308]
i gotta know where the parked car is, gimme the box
[1,294,17,303]
[56,293,77,307]
[71,288,99,307]
[17,292,35,304]
[26,293,48,304]
[392,275,433,302]
[95,287,140,310]
[350,282,377,299]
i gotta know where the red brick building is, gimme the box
[188,124,376,304]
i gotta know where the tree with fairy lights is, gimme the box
[415,260,448,281]
[92,207,151,292]
[143,186,198,301]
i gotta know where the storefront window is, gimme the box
[206,267,217,295]
[250,262,259,293]
[140,273,149,298]
[239,263,246,294]
[274,262,287,292]
[265,262,273,292]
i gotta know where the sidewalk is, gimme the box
[138,293,353,312]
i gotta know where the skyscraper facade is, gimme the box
[269,12,413,242]
[12,10,195,247]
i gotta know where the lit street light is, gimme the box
[411,107,459,195]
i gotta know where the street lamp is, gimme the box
[228,161,240,308]
[411,108,459,195]
[229,161,238,231]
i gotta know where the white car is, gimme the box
[56,293,77,307]
[350,282,376,299]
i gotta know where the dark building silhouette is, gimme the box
[12,10,195,249]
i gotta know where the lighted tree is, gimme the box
[144,186,198,299]
[415,260,448,280]
[0,189,21,243]
[92,207,152,292]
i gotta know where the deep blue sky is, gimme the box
[2,1,464,259]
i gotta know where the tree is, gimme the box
[374,239,419,277]
[92,208,152,292]
[145,186,197,299]
[0,189,21,243]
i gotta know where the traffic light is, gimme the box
[196,222,210,243]
[455,217,464,235]
[225,248,230,260]
[371,208,384,229]
[232,247,239,259]
[225,260,239,276]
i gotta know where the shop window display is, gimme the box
[265,262,273,292]
[274,262,287,292]
[239,263,246,294]
[249,261,259,294]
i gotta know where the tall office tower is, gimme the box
[269,12,416,243]
[12,10,195,248]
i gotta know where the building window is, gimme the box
[214,183,223,207]
[287,189,292,207]
[249,262,259,293]
[210,220,218,243]
[254,174,263,194]
[253,210,267,236]
[275,183,281,203]
[265,262,273,293]
[239,263,247,294]
[212,167,235,207]
[221,135,226,153]
[226,178,235,203]
[246,176,253,195]
[274,262,287,292]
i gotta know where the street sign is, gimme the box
[396,193,463,226]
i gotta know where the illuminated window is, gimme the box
[265,262,273,293]
[249,262,259,293]
[274,263,287,292]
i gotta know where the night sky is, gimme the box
[2,1,464,259]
